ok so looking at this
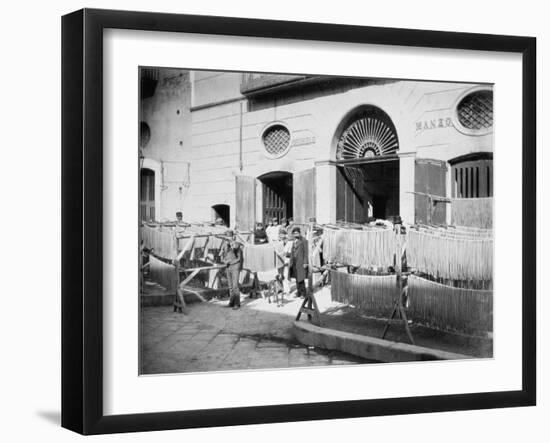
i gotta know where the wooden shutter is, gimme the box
[235,175,256,231]
[415,159,447,225]
[293,168,316,225]
[140,169,155,222]
[336,166,367,223]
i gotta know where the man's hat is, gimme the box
[176,211,183,217]
[291,226,301,234]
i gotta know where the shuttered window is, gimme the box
[451,157,493,198]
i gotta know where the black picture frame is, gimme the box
[61,8,536,435]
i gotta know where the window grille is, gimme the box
[263,125,291,157]
[457,90,493,130]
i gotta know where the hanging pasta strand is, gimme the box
[242,243,277,272]
[140,225,178,260]
[407,228,493,281]
[148,254,178,293]
[322,227,395,269]
[331,270,397,316]
[330,271,492,336]
[408,275,492,335]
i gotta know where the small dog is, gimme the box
[266,274,285,307]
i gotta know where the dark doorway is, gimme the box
[140,168,155,222]
[212,204,230,227]
[362,160,400,220]
[259,171,293,224]
[372,195,387,219]
[336,158,399,223]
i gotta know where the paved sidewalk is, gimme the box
[140,286,491,374]
[140,294,371,374]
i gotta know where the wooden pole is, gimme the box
[173,260,187,314]
[381,227,415,344]
[294,218,321,326]
[174,234,196,263]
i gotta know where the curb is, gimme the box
[293,321,472,362]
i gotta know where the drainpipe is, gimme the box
[239,101,244,172]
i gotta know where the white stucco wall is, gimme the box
[142,70,493,226]
[140,69,193,221]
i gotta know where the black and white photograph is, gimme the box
[138,68,494,375]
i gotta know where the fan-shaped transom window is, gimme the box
[262,124,291,158]
[456,90,493,131]
[336,107,399,160]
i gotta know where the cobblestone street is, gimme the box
[140,292,370,374]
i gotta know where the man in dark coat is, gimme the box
[223,232,243,309]
[289,226,309,298]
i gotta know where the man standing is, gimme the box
[275,228,293,304]
[223,232,243,309]
[289,226,309,298]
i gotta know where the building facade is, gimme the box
[139,68,493,228]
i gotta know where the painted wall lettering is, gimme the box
[415,117,453,131]
[291,136,316,147]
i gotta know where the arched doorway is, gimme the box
[258,171,293,224]
[212,204,230,227]
[140,168,155,222]
[334,105,400,222]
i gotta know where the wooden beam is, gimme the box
[180,264,226,273]
[407,190,451,203]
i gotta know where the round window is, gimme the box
[262,124,291,158]
[140,122,151,148]
[456,90,493,131]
